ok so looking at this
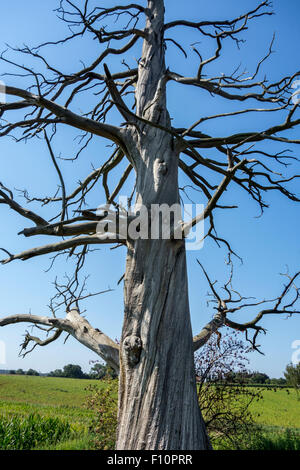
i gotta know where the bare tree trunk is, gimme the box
[117,245,210,449]
[115,0,211,450]
[116,125,211,449]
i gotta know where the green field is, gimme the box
[250,388,300,429]
[0,374,299,450]
[0,375,100,429]
[0,374,108,448]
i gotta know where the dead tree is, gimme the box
[0,1,300,450]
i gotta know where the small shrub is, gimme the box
[85,379,118,450]
[284,363,300,400]
[196,331,263,450]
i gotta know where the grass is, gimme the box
[249,388,300,429]
[213,427,300,450]
[0,414,71,450]
[249,428,300,450]
[0,374,299,450]
[0,375,105,431]
[0,374,104,406]
[36,434,95,451]
[0,375,103,448]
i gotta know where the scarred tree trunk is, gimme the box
[116,148,210,449]
[116,1,210,449]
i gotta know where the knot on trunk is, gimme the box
[123,335,142,367]
[155,159,168,175]
[159,160,168,175]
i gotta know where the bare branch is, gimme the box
[165,1,273,32]
[0,309,120,372]
[20,329,63,358]
[195,260,300,353]
[0,233,125,264]
[193,312,225,352]
[0,183,47,226]
[3,86,126,147]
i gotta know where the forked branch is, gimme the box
[193,260,300,353]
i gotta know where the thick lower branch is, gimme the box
[193,312,225,351]
[0,309,120,372]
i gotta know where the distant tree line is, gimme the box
[5,362,300,390]
[48,363,117,379]
[203,363,300,392]
[224,371,287,386]
[7,362,117,380]
[8,368,40,376]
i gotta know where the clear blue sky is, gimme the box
[0,0,299,377]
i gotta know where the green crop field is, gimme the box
[0,374,100,428]
[0,374,299,450]
[250,388,300,429]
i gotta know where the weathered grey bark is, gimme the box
[115,0,210,450]
[118,218,210,449]
[64,309,120,373]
